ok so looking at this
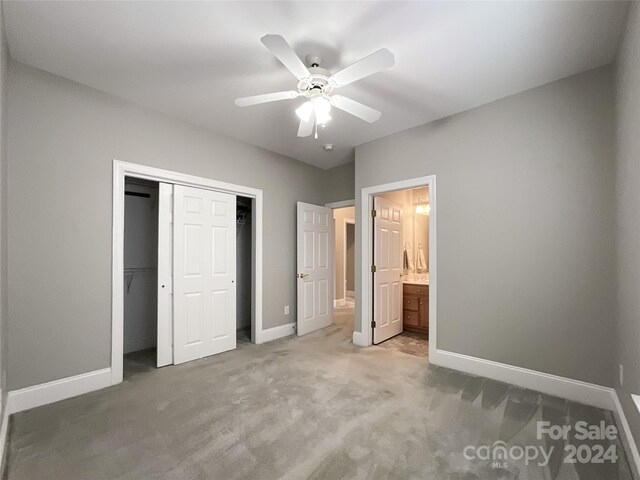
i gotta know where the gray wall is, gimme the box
[6,60,353,390]
[614,2,640,447]
[355,66,616,387]
[324,161,355,204]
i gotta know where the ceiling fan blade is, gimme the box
[330,95,381,123]
[261,34,310,80]
[234,90,299,107]
[329,48,395,88]
[297,113,315,137]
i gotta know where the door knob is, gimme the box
[298,273,309,279]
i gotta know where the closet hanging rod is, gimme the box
[125,191,151,198]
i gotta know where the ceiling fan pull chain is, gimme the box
[314,122,318,139]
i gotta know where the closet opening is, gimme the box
[236,196,253,344]
[112,161,264,385]
[123,177,159,377]
[121,178,257,379]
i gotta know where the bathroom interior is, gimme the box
[377,186,429,357]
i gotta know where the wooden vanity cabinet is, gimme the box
[403,283,429,336]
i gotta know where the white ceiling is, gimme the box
[3,1,629,169]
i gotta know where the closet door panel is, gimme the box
[173,185,236,365]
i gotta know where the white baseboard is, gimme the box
[7,368,112,414]
[260,322,296,343]
[334,298,345,307]
[0,395,8,470]
[352,331,366,347]
[430,349,615,410]
[612,391,640,479]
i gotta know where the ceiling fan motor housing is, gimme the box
[297,66,333,97]
[297,55,332,97]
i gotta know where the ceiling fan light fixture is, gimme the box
[295,101,313,121]
[316,111,331,125]
[312,96,331,125]
[235,34,395,138]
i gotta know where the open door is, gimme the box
[297,202,334,336]
[373,196,403,344]
[173,185,237,364]
[157,182,173,367]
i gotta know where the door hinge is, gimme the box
[371,265,376,273]
[371,209,377,218]
[371,320,376,328]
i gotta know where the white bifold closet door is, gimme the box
[173,185,237,365]
[296,202,334,336]
[373,196,403,344]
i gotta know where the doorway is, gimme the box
[112,161,264,386]
[332,206,356,308]
[123,178,159,377]
[236,196,253,344]
[371,186,429,357]
[358,176,437,358]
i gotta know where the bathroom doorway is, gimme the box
[357,176,436,359]
[370,187,429,356]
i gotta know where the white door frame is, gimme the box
[112,160,264,385]
[343,218,355,298]
[357,175,436,358]
[325,199,355,209]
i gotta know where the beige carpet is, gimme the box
[5,307,633,480]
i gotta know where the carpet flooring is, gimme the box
[4,307,634,479]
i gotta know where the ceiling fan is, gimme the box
[235,35,395,138]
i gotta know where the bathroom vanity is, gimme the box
[402,276,429,336]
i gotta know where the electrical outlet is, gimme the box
[619,364,624,387]
[284,305,290,315]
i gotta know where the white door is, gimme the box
[157,182,173,367]
[173,185,236,365]
[373,196,403,344]
[297,202,334,336]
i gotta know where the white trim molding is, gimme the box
[430,349,614,409]
[0,398,9,469]
[7,368,112,414]
[325,199,355,209]
[358,175,436,355]
[260,322,296,343]
[352,331,366,347]
[112,160,264,386]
